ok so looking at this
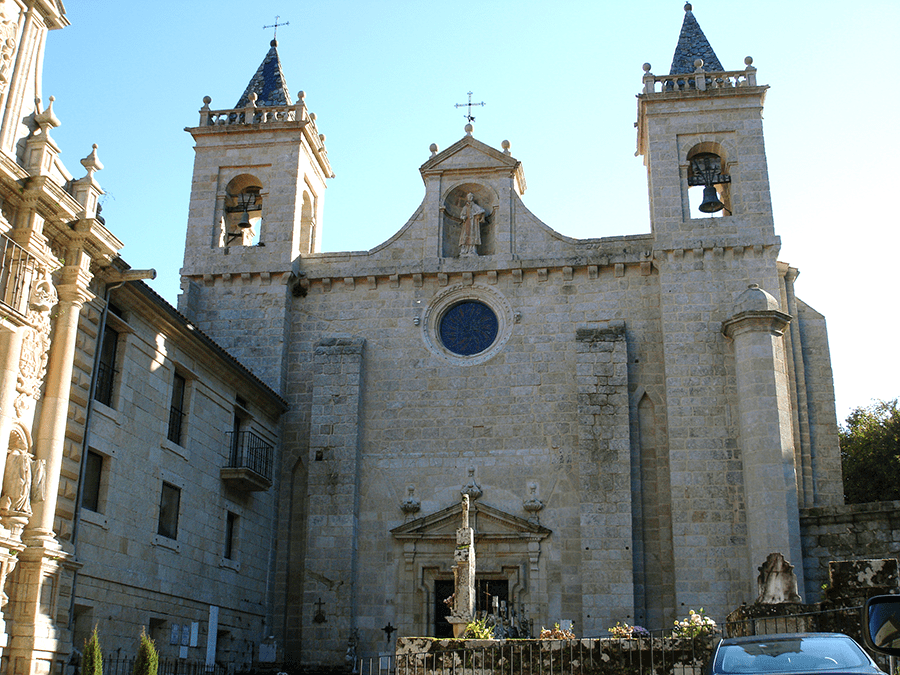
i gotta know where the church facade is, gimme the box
[177,5,843,667]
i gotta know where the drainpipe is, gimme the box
[68,267,156,631]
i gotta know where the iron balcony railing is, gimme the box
[226,429,273,482]
[0,233,38,316]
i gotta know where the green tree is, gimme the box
[133,628,158,675]
[840,399,900,503]
[82,626,103,675]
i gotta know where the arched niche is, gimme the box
[222,173,265,247]
[684,140,734,219]
[299,189,316,255]
[441,183,497,258]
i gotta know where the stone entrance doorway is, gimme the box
[434,578,508,637]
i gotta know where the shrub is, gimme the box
[133,628,158,675]
[83,626,103,675]
[539,622,576,639]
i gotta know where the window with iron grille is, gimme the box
[94,324,118,407]
[167,373,186,445]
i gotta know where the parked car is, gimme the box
[708,633,885,674]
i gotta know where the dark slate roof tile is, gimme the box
[669,4,724,75]
[235,40,292,108]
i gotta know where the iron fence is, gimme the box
[102,655,228,675]
[352,605,896,675]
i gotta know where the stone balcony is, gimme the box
[221,430,273,492]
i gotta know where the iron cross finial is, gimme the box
[263,16,290,42]
[454,91,485,123]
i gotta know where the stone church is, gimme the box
[176,3,843,666]
[0,0,855,673]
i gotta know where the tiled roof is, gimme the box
[669,4,724,75]
[235,40,292,108]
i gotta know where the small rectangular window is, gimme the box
[94,325,118,407]
[224,511,238,560]
[158,482,181,540]
[82,450,104,512]
[167,373,186,445]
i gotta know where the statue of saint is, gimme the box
[458,193,484,257]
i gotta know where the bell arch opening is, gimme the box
[221,173,264,247]
[686,143,732,219]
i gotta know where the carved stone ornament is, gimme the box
[0,428,38,515]
[0,19,16,97]
[15,268,56,418]
[400,484,420,514]
[460,467,482,500]
[756,552,802,604]
[523,482,545,519]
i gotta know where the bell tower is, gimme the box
[635,5,807,614]
[636,4,774,253]
[178,39,333,391]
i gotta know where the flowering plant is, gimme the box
[672,608,717,638]
[608,622,650,639]
[539,622,576,640]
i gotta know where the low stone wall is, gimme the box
[395,636,713,675]
[800,500,900,603]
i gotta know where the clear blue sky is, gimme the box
[43,1,899,422]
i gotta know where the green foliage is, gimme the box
[82,626,103,675]
[133,628,158,675]
[463,616,495,639]
[840,399,900,504]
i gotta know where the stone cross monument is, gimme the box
[447,494,476,637]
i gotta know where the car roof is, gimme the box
[720,633,855,645]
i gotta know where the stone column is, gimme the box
[7,251,92,675]
[723,284,805,597]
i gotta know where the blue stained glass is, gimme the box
[439,301,499,356]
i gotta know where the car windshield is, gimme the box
[716,636,872,673]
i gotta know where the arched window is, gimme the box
[686,145,731,218]
[223,174,264,246]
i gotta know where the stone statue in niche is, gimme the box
[457,193,484,257]
[756,552,802,604]
[1,431,44,515]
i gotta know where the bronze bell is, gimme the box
[698,184,724,213]
[238,210,253,229]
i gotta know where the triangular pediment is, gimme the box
[391,501,550,541]
[420,135,522,178]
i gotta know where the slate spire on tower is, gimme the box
[669,3,723,75]
[235,39,292,108]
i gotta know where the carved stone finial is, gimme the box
[80,144,104,179]
[745,56,754,66]
[400,485,420,514]
[461,467,482,500]
[501,140,511,155]
[34,96,61,131]
[202,95,212,109]
[247,92,258,107]
[429,143,438,157]
[694,58,704,71]
[464,123,473,136]
[642,62,652,73]
[523,482,545,519]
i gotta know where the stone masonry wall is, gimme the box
[800,501,900,604]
